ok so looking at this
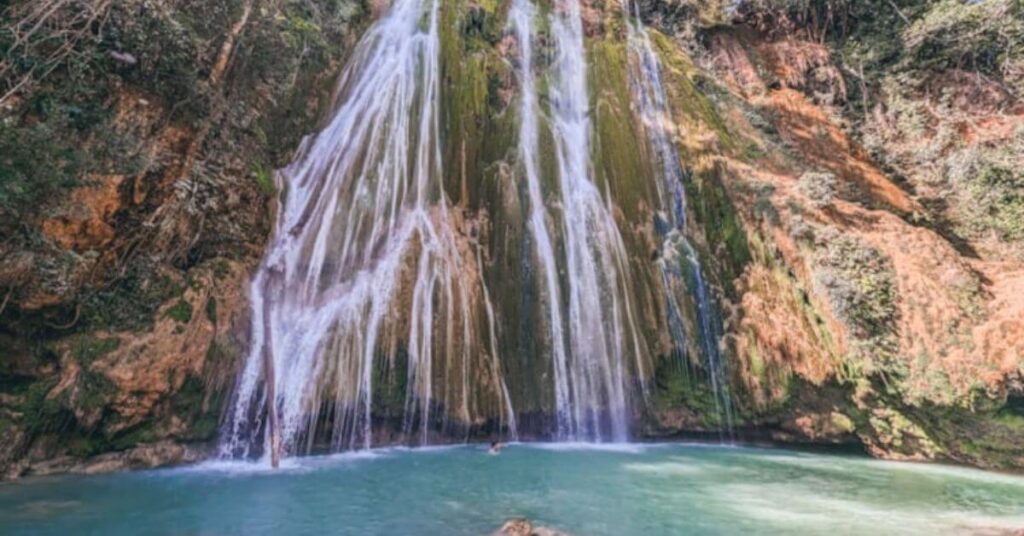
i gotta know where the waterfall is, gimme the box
[623,1,735,437]
[220,0,666,462]
[220,0,516,461]
[508,0,572,438]
[508,0,648,442]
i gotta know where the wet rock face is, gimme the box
[1,0,1022,476]
[14,441,210,478]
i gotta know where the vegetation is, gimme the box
[0,0,368,476]
[945,129,1024,241]
[166,298,193,324]
[812,228,899,366]
[797,171,838,209]
[732,0,1024,250]
[0,120,83,214]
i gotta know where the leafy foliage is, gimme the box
[0,120,83,214]
[902,0,1022,80]
[797,171,838,209]
[812,229,899,363]
[946,130,1024,241]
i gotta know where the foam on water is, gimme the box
[179,457,317,476]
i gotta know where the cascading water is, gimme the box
[221,0,671,463]
[622,1,735,437]
[508,0,570,440]
[220,0,516,462]
[509,0,649,442]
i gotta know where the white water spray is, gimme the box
[509,0,649,442]
[221,0,516,462]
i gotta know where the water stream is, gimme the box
[221,0,515,460]
[222,0,662,461]
[545,0,649,443]
[510,0,648,443]
[220,0,743,463]
[623,1,735,435]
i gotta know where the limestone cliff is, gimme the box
[0,0,1021,477]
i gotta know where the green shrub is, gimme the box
[79,257,185,332]
[253,162,276,196]
[798,171,838,209]
[903,0,1023,79]
[166,299,193,324]
[812,229,898,344]
[946,136,1024,241]
[0,121,83,215]
[73,336,121,365]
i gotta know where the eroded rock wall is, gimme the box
[1,0,1022,476]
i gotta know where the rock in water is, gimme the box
[493,518,570,536]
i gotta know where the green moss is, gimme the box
[80,258,186,332]
[992,408,1024,431]
[54,336,121,415]
[648,29,737,154]
[166,299,193,324]
[0,120,84,216]
[66,435,107,458]
[205,297,218,324]
[109,423,159,451]
[72,336,120,365]
[253,162,276,196]
[588,38,658,223]
[167,375,219,440]
[831,412,856,434]
[687,165,751,295]
[17,378,64,434]
[77,370,115,413]
[652,355,732,428]
[437,0,518,208]
[748,343,766,380]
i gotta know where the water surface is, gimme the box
[1,444,1022,535]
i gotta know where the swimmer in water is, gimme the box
[488,441,504,455]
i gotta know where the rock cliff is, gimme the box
[1,0,1021,476]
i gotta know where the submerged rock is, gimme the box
[493,519,570,536]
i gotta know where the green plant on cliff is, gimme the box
[252,163,276,196]
[902,0,1023,84]
[166,299,193,324]
[0,120,83,215]
[945,130,1024,242]
[79,257,185,332]
[797,171,838,209]
[811,229,899,369]
[72,335,120,365]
